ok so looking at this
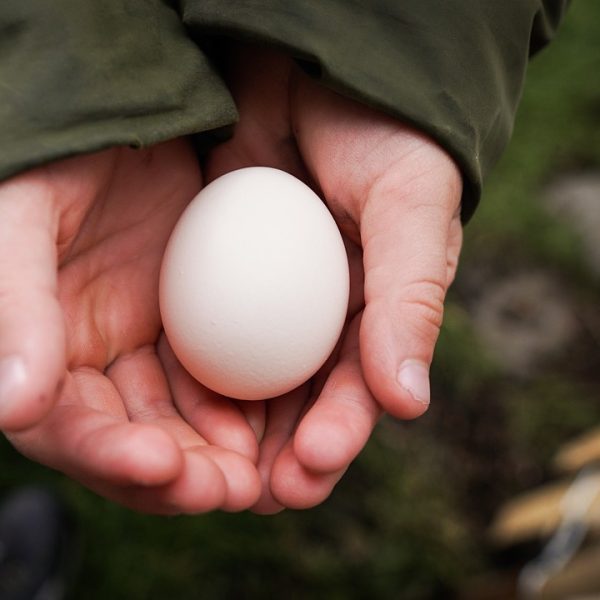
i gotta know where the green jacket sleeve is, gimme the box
[180,0,569,221]
[1,1,568,223]
[0,0,237,181]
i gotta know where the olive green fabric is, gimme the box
[0,1,568,221]
[0,1,237,180]
[181,0,569,221]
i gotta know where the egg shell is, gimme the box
[159,167,350,400]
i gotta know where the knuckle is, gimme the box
[399,278,446,338]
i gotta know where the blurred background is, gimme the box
[1,2,599,598]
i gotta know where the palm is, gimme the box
[57,143,196,366]
[4,140,260,513]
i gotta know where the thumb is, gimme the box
[0,175,66,431]
[359,156,462,419]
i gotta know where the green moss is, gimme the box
[504,377,600,471]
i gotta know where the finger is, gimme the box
[77,448,229,515]
[197,446,261,513]
[270,444,346,510]
[158,336,262,462]
[251,385,309,515]
[266,317,376,509]
[108,347,260,511]
[293,314,381,473]
[85,446,261,515]
[236,401,267,447]
[9,400,183,488]
[359,158,462,419]
[7,368,183,486]
[0,176,66,430]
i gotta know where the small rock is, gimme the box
[470,271,579,376]
[544,172,600,278]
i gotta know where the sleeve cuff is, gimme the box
[0,0,238,181]
[181,0,569,222]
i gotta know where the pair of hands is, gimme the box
[0,47,463,514]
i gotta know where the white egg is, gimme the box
[159,167,350,400]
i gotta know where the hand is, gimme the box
[0,140,261,513]
[205,45,463,512]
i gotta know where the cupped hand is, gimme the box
[205,45,464,513]
[0,140,261,513]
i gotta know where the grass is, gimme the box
[2,2,600,598]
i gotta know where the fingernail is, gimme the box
[397,360,430,405]
[0,356,27,418]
